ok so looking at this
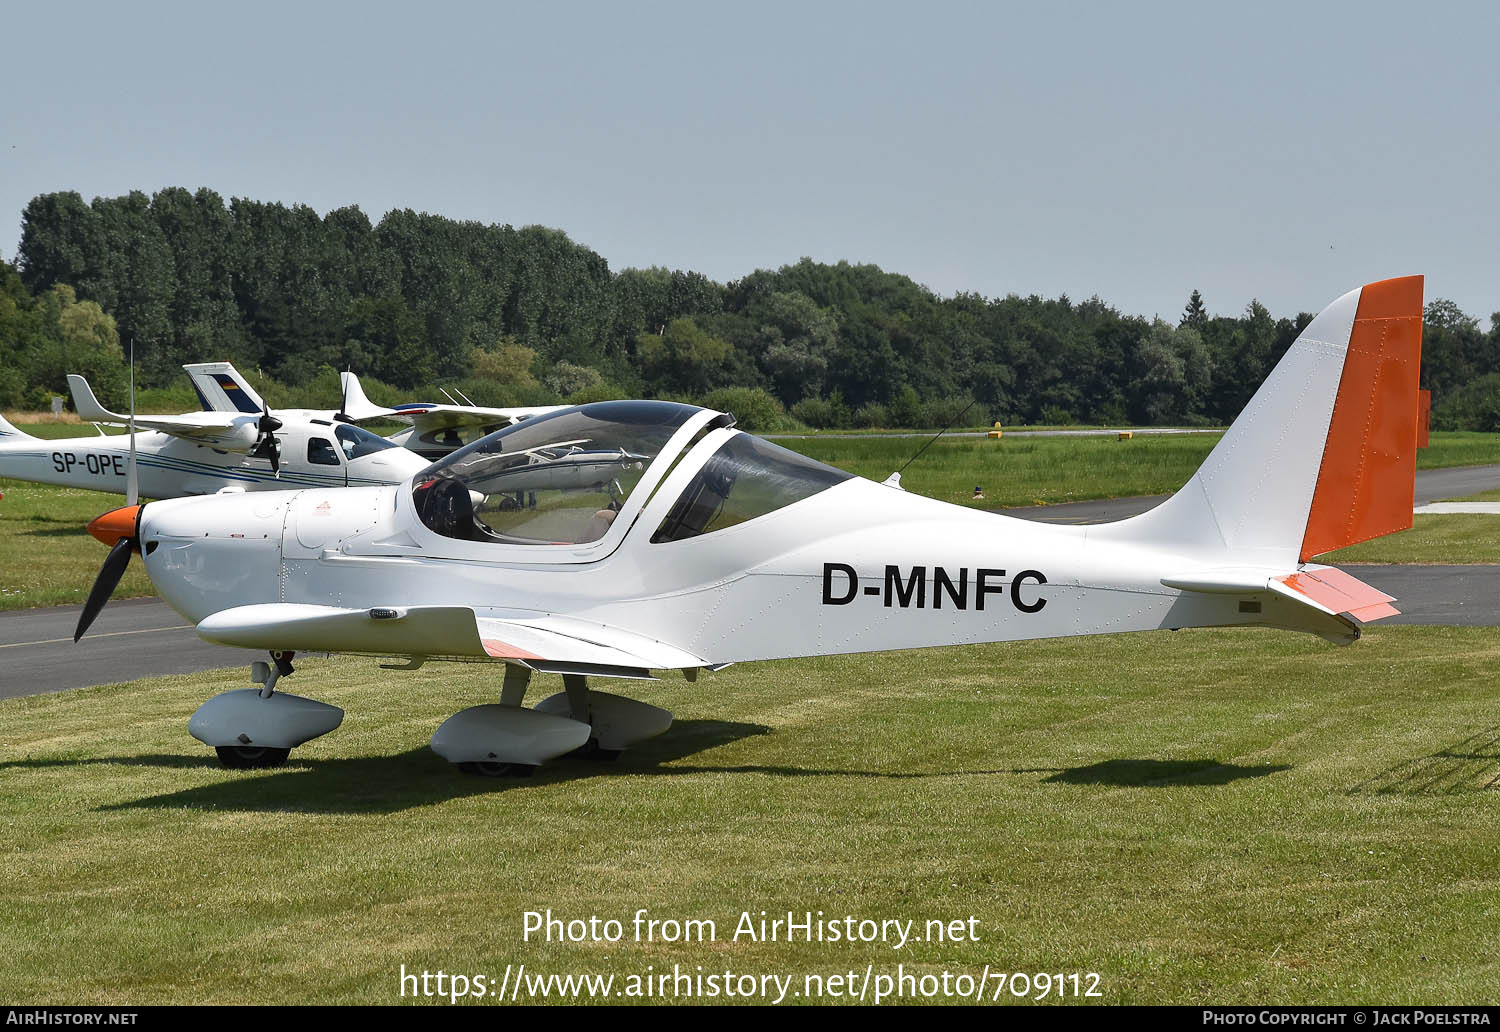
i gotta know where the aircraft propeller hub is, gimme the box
[86,504,143,548]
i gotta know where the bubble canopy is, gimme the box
[411,401,704,545]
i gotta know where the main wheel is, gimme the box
[457,761,537,778]
[577,740,621,762]
[215,745,291,769]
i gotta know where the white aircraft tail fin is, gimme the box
[0,411,34,440]
[1094,276,1424,568]
[183,362,266,414]
[68,374,126,424]
[338,372,391,421]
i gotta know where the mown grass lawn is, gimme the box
[1319,515,1500,565]
[0,478,153,608]
[1,627,1498,1005]
[779,431,1500,511]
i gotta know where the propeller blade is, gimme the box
[253,397,282,474]
[126,338,138,506]
[74,537,133,642]
[259,398,283,435]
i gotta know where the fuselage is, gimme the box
[136,465,1281,668]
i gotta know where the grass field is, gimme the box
[2,428,1496,610]
[779,431,1500,509]
[1,627,1498,1004]
[1321,515,1500,564]
[0,479,154,607]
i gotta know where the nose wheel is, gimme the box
[190,651,344,769]
[456,761,537,778]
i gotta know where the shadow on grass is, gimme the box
[0,753,220,772]
[1348,726,1500,796]
[66,719,773,814]
[8,733,1289,814]
[1030,758,1291,787]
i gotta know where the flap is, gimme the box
[196,603,708,677]
[474,611,707,674]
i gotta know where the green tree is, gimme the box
[471,338,539,390]
[1180,289,1207,329]
[636,317,731,394]
[27,284,127,404]
[343,294,431,387]
[545,361,603,398]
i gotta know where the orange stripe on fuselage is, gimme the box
[1300,276,1424,561]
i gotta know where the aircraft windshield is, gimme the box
[336,423,400,460]
[652,432,853,542]
[412,400,699,545]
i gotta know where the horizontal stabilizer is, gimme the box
[1163,562,1398,645]
[1272,566,1399,623]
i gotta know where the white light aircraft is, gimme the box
[0,376,429,499]
[74,277,1424,775]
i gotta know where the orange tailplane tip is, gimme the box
[87,505,141,547]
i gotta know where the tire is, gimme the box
[457,761,537,778]
[215,745,291,769]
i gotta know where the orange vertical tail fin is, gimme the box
[1299,276,1424,561]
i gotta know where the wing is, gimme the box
[68,375,254,445]
[395,404,570,434]
[195,603,710,680]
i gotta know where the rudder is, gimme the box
[1300,276,1423,559]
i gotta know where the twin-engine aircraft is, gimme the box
[75,277,1425,776]
[0,370,429,498]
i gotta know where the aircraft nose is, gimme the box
[352,448,432,484]
[138,493,293,623]
[87,504,142,547]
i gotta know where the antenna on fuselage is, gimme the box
[893,397,979,480]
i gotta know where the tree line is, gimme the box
[3,187,1497,431]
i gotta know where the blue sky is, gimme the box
[3,0,1496,321]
